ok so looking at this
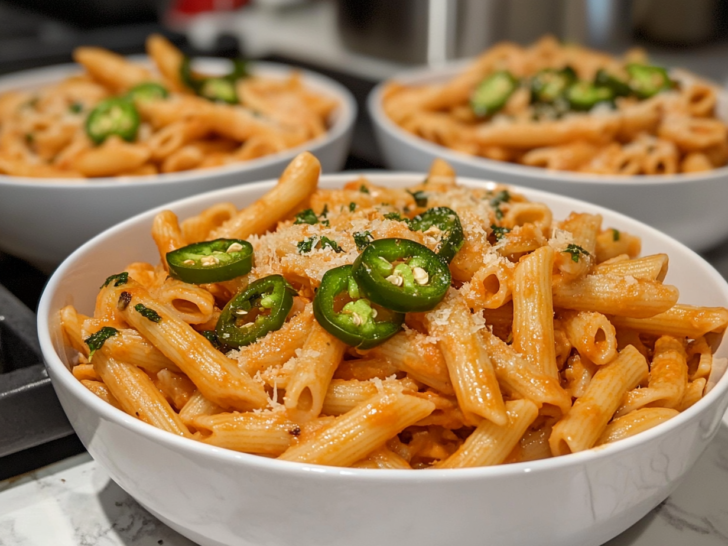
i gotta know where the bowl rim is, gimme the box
[38,172,728,480]
[0,59,357,188]
[367,61,728,187]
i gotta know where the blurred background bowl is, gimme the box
[38,172,728,546]
[367,63,728,252]
[0,59,356,272]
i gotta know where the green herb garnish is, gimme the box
[320,236,343,253]
[135,304,161,322]
[69,102,83,114]
[293,209,319,225]
[612,228,620,242]
[491,225,511,242]
[564,244,590,263]
[359,184,370,194]
[200,330,226,351]
[101,272,129,289]
[297,236,317,254]
[489,190,512,220]
[297,236,343,254]
[25,133,34,145]
[349,202,356,212]
[84,326,118,361]
[407,190,428,207]
[384,212,408,223]
[353,231,374,251]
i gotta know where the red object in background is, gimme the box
[171,0,249,16]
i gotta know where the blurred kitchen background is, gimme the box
[3,0,728,308]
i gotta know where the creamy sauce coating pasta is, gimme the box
[382,36,728,176]
[59,154,728,469]
[0,36,338,179]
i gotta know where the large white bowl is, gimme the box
[0,60,356,271]
[38,173,728,546]
[368,63,728,252]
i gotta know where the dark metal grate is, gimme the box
[0,283,74,458]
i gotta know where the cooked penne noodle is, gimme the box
[425,290,507,426]
[481,329,571,415]
[596,407,679,446]
[438,400,539,468]
[194,410,298,456]
[115,280,268,411]
[550,345,648,455]
[210,152,320,240]
[560,310,618,365]
[593,253,668,282]
[615,336,688,417]
[512,246,558,379]
[233,304,314,376]
[59,155,726,469]
[381,39,728,175]
[92,350,191,437]
[81,379,123,410]
[552,274,679,318]
[179,390,223,427]
[284,321,348,422]
[279,388,435,467]
[609,304,728,338]
[367,330,454,395]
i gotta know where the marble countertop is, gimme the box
[2,416,728,546]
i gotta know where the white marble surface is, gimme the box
[2,417,728,546]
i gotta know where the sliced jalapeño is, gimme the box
[127,82,169,103]
[85,97,140,145]
[352,239,451,313]
[471,70,519,117]
[626,64,674,99]
[216,275,295,348]
[166,239,253,284]
[313,265,403,349]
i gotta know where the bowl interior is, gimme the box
[39,172,728,478]
[0,58,357,187]
[368,62,728,187]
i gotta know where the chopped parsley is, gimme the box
[294,206,330,226]
[612,228,620,242]
[25,133,34,145]
[101,272,129,289]
[384,211,408,223]
[84,327,118,361]
[489,190,512,220]
[297,236,317,253]
[353,231,374,251]
[69,102,83,114]
[564,244,590,263]
[293,209,319,225]
[407,190,428,207]
[200,330,226,351]
[320,236,343,253]
[349,202,356,212]
[134,303,162,322]
[491,225,511,242]
[359,184,370,194]
[297,236,344,254]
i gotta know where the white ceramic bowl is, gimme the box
[0,60,356,271]
[368,63,728,252]
[38,174,728,546]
